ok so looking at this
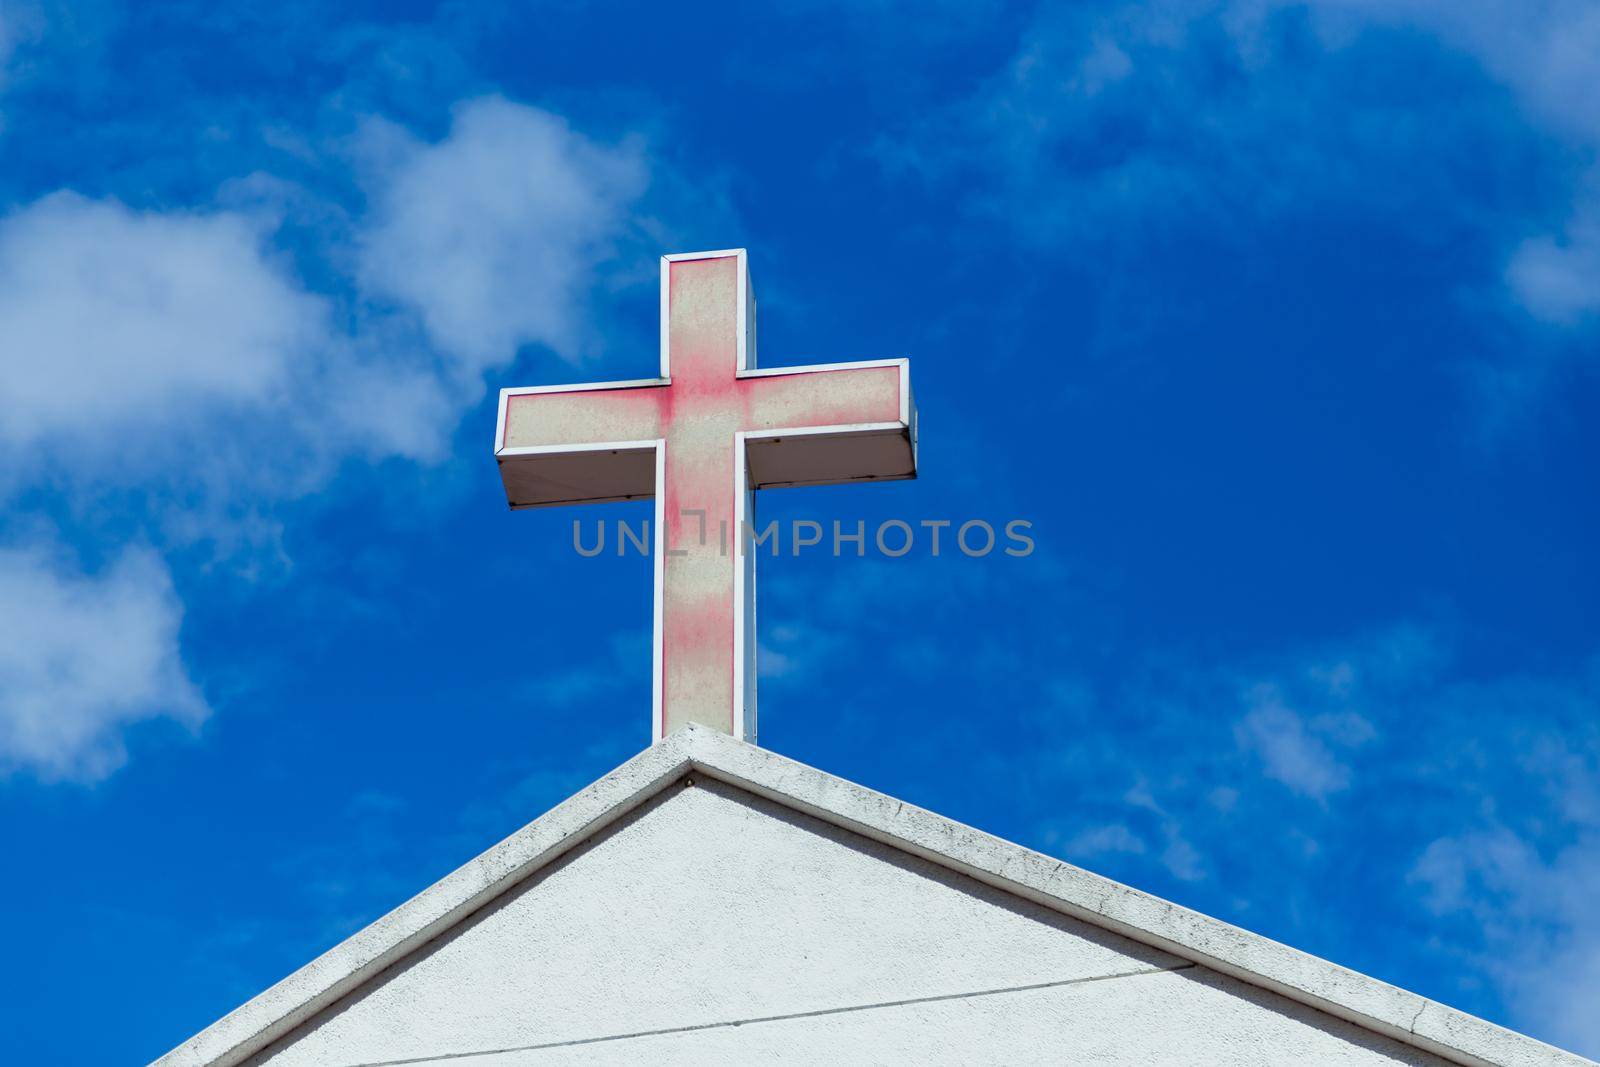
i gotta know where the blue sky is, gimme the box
[0,1,1597,1061]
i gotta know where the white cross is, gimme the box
[495,250,917,742]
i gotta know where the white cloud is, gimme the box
[0,190,455,553]
[0,192,325,449]
[357,96,648,375]
[0,95,657,780]
[0,96,652,493]
[0,540,208,782]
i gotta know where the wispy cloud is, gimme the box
[1289,0,1600,329]
[1022,621,1600,1054]
[761,574,1589,1050]
[0,3,33,93]
[892,2,1456,242]
[1507,195,1600,324]
[1063,821,1146,857]
[0,2,67,116]
[1401,663,1600,1054]
[1234,684,1369,801]
[889,0,1600,383]
[1122,777,1208,882]
[0,10,14,89]
[520,628,652,709]
[1297,1,1600,142]
[1409,782,1600,1052]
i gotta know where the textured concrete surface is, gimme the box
[306,970,1459,1066]
[243,779,1455,1067]
[154,725,1592,1067]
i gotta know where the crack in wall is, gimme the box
[338,962,1199,1066]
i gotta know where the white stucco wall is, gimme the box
[247,777,1451,1066]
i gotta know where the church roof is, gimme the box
[154,724,1588,1067]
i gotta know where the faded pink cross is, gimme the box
[496,250,916,742]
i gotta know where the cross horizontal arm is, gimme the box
[496,379,667,509]
[738,361,915,489]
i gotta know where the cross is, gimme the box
[495,249,917,743]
